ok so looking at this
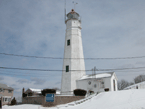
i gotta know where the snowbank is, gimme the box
[3,89,145,109]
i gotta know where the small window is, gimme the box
[0,88,3,92]
[8,90,12,93]
[88,81,91,85]
[67,39,70,46]
[66,66,69,72]
[5,98,7,102]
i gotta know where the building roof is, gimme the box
[56,90,61,94]
[124,81,145,90]
[67,9,79,16]
[28,88,42,94]
[0,83,14,90]
[78,72,115,80]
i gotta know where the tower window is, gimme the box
[67,39,70,46]
[66,66,69,72]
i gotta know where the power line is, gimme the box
[0,70,145,78]
[1,52,145,60]
[0,69,57,77]
[0,66,88,71]
[97,67,145,71]
[0,69,58,74]
[1,67,145,77]
[0,72,50,77]
[0,72,54,77]
[1,66,145,72]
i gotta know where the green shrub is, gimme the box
[11,97,17,105]
[74,89,87,96]
[22,93,27,97]
[41,89,56,96]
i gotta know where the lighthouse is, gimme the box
[61,9,86,95]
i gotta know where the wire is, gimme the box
[1,68,145,78]
[0,70,57,77]
[0,72,55,78]
[97,67,145,71]
[0,69,59,74]
[0,67,88,71]
[1,66,145,72]
[0,72,49,77]
[1,52,145,60]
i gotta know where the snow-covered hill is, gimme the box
[3,89,145,109]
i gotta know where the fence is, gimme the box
[22,95,85,107]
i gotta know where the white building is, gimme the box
[124,81,145,90]
[76,72,118,93]
[61,9,118,95]
[61,9,86,95]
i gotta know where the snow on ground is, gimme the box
[3,89,145,109]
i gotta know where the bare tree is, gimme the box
[134,75,145,84]
[53,87,60,91]
[129,82,134,85]
[118,79,130,90]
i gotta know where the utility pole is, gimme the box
[92,66,97,77]
[91,66,97,94]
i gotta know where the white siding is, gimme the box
[76,73,118,93]
[61,17,86,95]
[111,74,118,91]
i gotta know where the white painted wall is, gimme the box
[110,74,118,91]
[61,13,86,94]
[76,74,118,93]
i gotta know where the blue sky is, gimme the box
[0,0,145,98]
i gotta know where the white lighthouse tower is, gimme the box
[61,9,86,95]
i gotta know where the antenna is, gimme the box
[64,0,66,23]
[72,1,78,10]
